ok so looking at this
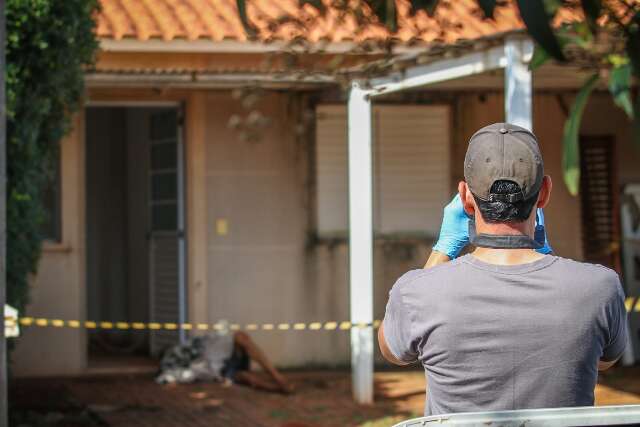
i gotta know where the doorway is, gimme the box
[85,105,187,368]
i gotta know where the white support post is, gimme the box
[348,82,374,405]
[505,37,534,130]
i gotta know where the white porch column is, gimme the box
[347,82,374,405]
[505,37,534,130]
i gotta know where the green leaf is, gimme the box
[236,0,258,38]
[529,45,550,70]
[580,0,601,33]
[542,0,562,16]
[608,63,634,119]
[408,0,440,17]
[562,74,599,196]
[607,54,628,67]
[477,0,497,18]
[516,0,565,61]
[365,0,398,31]
[557,22,592,47]
[627,12,640,78]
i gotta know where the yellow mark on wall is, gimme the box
[215,218,229,236]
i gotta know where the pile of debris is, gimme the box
[155,334,234,385]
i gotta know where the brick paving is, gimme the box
[9,367,640,427]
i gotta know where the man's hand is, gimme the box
[598,357,620,371]
[535,209,553,255]
[431,194,470,260]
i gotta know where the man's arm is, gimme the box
[378,323,410,366]
[428,195,469,268]
[598,357,620,371]
[598,276,628,371]
[423,250,451,269]
[379,278,420,366]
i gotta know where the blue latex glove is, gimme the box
[432,195,553,258]
[432,194,470,259]
[535,209,553,255]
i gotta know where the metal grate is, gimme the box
[148,109,186,356]
[149,233,180,355]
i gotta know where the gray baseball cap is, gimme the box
[464,123,544,202]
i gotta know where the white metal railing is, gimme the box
[393,405,640,427]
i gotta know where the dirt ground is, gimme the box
[9,367,640,427]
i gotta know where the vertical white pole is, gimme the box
[348,82,374,405]
[505,37,534,130]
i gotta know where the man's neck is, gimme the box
[471,214,546,265]
[470,247,545,265]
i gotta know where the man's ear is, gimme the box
[458,181,475,216]
[537,176,552,208]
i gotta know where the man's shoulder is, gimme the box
[552,256,619,281]
[391,261,465,294]
[551,256,621,297]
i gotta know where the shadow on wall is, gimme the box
[307,236,432,368]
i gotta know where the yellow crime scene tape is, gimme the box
[5,295,640,333]
[2,316,381,332]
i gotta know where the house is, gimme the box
[12,0,640,378]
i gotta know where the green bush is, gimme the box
[6,0,99,313]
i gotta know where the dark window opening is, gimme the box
[41,141,61,242]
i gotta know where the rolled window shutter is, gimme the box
[315,105,349,235]
[315,105,451,236]
[375,105,450,235]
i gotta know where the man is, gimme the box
[379,123,627,415]
[157,331,293,394]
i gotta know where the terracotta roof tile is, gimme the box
[96,0,585,44]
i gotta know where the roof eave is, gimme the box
[85,70,338,89]
[99,38,434,55]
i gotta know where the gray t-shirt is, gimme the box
[383,254,628,416]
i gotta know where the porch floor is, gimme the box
[10,367,640,427]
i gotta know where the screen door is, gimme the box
[148,109,187,356]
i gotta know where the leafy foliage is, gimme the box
[516,0,566,61]
[609,62,634,119]
[580,0,602,33]
[6,0,99,313]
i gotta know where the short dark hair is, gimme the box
[474,180,538,223]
